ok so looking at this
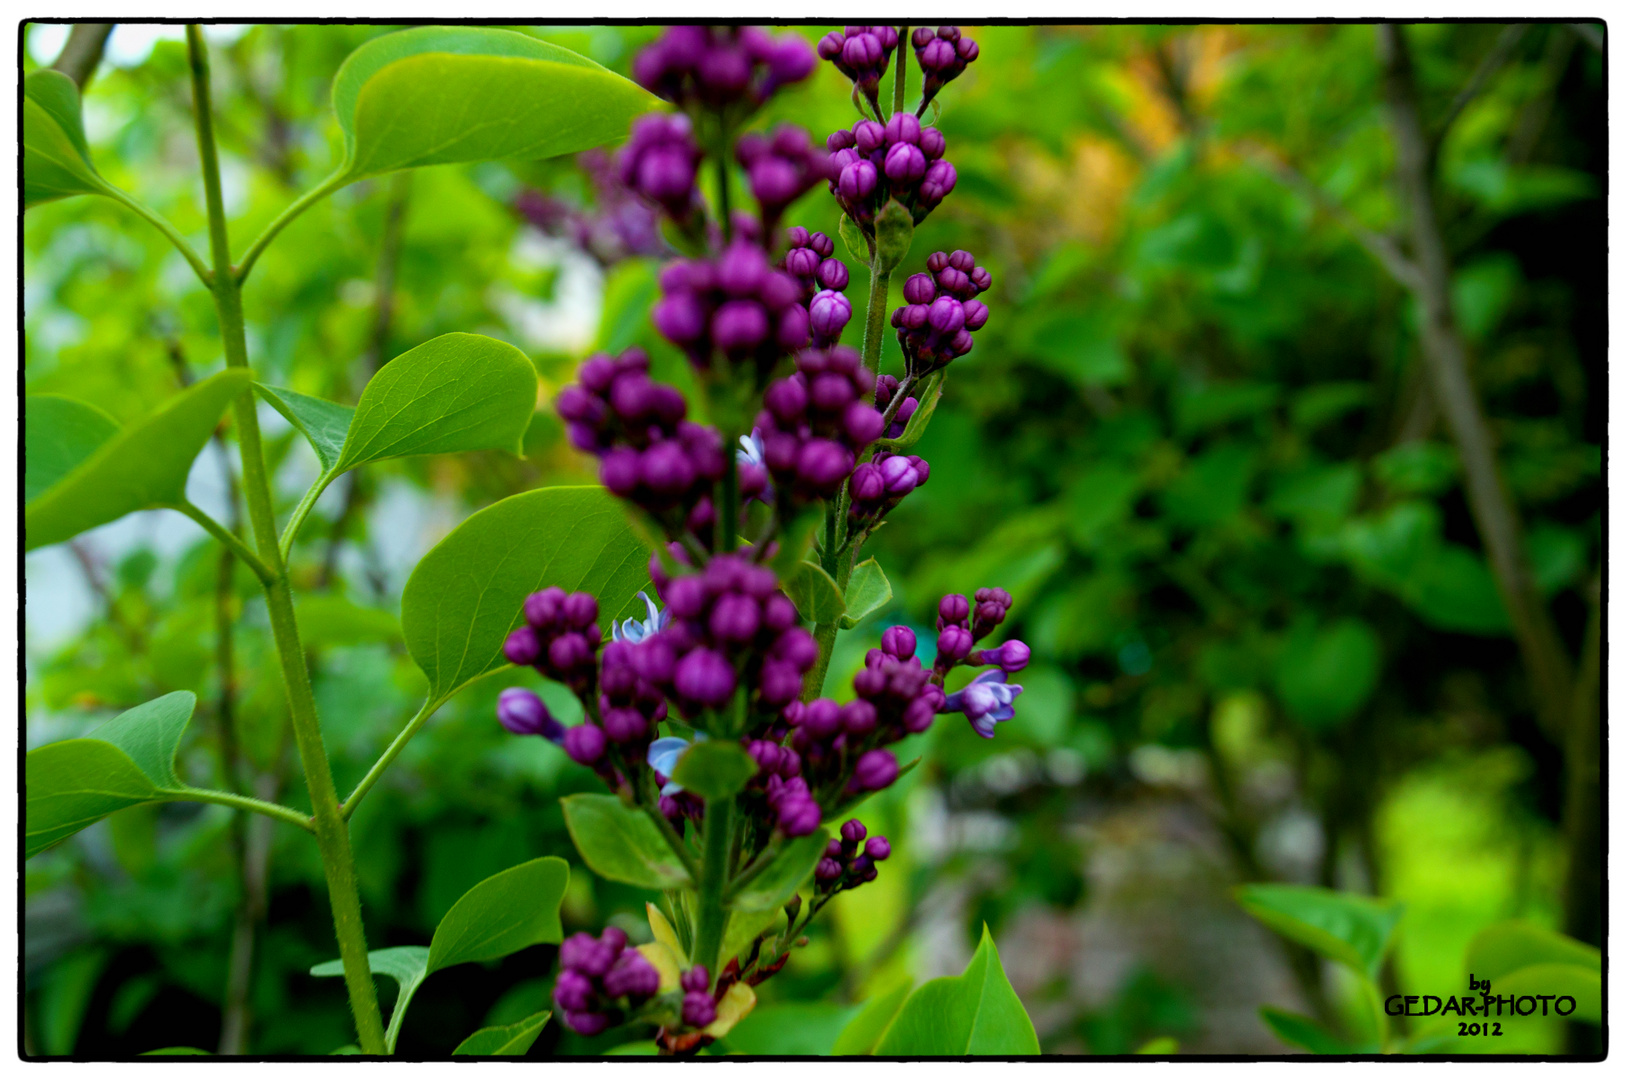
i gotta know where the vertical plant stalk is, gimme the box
[49,22,114,89]
[692,794,737,982]
[185,26,387,1056]
[1375,25,1574,738]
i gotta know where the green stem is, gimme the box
[171,501,273,584]
[713,124,733,241]
[861,257,892,376]
[720,441,739,553]
[280,471,338,561]
[340,697,438,820]
[101,184,213,285]
[644,803,702,883]
[725,840,780,900]
[893,26,910,118]
[160,786,314,832]
[186,26,386,1057]
[234,171,347,286]
[693,794,737,982]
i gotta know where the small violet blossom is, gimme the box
[648,732,708,795]
[612,590,672,644]
[942,669,1023,738]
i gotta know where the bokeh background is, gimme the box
[22,22,1603,1056]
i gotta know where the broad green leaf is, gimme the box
[560,793,692,889]
[784,561,846,625]
[840,559,892,629]
[1235,884,1403,980]
[605,1041,659,1055]
[23,69,109,208]
[732,829,829,912]
[1273,617,1381,731]
[428,857,569,972]
[25,395,119,503]
[141,1047,211,1055]
[25,369,252,552]
[722,1002,861,1055]
[329,26,659,185]
[453,1010,551,1055]
[876,369,946,452]
[311,945,430,1054]
[334,333,537,473]
[832,977,914,1055]
[671,740,757,801]
[874,925,1040,1055]
[295,595,402,649]
[401,486,650,703]
[25,692,196,858]
[719,908,780,971]
[255,384,354,473]
[1259,1007,1353,1054]
[1494,964,1601,1024]
[1464,920,1600,982]
[1135,1036,1180,1054]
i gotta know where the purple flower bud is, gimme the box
[938,625,974,662]
[818,31,846,61]
[919,128,947,159]
[778,794,823,836]
[878,454,919,495]
[939,593,970,625]
[936,267,971,298]
[838,160,879,202]
[881,626,917,660]
[884,112,922,146]
[842,32,883,70]
[564,723,607,765]
[844,401,885,445]
[564,1010,610,1036]
[850,462,885,501]
[653,293,708,343]
[553,968,595,1012]
[749,158,801,208]
[674,647,737,707]
[816,857,844,882]
[958,38,980,62]
[503,625,542,666]
[854,749,899,791]
[497,687,562,739]
[709,593,762,642]
[774,627,820,670]
[712,300,770,352]
[602,706,648,744]
[816,258,850,291]
[884,142,927,185]
[899,304,929,331]
[801,697,842,740]
[796,439,855,490]
[903,273,936,305]
[919,160,957,204]
[992,639,1032,673]
[927,296,966,333]
[963,299,989,331]
[603,950,661,1000]
[841,819,867,844]
[564,592,599,628]
[681,965,711,993]
[842,699,877,735]
[866,836,892,861]
[683,990,718,1028]
[759,660,804,705]
[810,290,853,340]
[920,36,956,72]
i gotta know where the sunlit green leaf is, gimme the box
[1259,1006,1353,1054]
[732,829,828,913]
[1235,884,1403,980]
[874,925,1039,1054]
[831,977,914,1055]
[255,384,354,474]
[560,793,692,890]
[1494,964,1601,1025]
[722,1002,861,1055]
[25,395,119,504]
[23,69,108,208]
[1464,920,1600,982]
[839,559,892,629]
[453,1010,551,1055]
[428,856,569,972]
[310,946,430,1054]
[783,561,845,625]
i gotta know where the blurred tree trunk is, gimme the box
[50,23,114,89]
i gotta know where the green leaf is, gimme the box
[839,559,892,629]
[1259,1007,1352,1054]
[453,1010,551,1056]
[832,978,914,1055]
[876,369,945,452]
[329,26,659,185]
[329,333,536,479]
[23,69,109,208]
[732,829,829,912]
[722,1002,862,1055]
[141,1047,211,1055]
[25,369,252,552]
[1273,617,1382,731]
[25,395,119,504]
[874,925,1040,1055]
[1235,884,1403,980]
[1494,964,1601,1025]
[1464,920,1600,982]
[401,486,650,704]
[671,741,757,801]
[719,908,780,970]
[311,945,430,1054]
[838,213,871,263]
[560,793,692,889]
[25,692,197,858]
[255,384,354,473]
[295,595,402,649]
[783,561,846,625]
[428,856,569,972]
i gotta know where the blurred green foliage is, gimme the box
[24,21,1600,1056]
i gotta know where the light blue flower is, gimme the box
[612,591,670,644]
[737,431,765,468]
[647,731,708,795]
[942,669,1023,739]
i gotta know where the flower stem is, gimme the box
[693,793,737,982]
[186,26,386,1057]
[893,26,910,118]
[720,443,739,553]
[860,257,892,377]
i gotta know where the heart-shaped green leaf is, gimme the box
[335,333,537,473]
[839,558,892,629]
[671,740,757,801]
[1259,1007,1354,1054]
[401,486,649,704]
[311,945,430,1054]
[831,978,914,1055]
[732,829,828,913]
[453,1010,551,1056]
[784,561,846,625]
[26,692,197,858]
[1464,920,1600,981]
[255,384,355,474]
[330,26,659,185]
[23,69,109,208]
[428,856,569,972]
[1493,963,1601,1024]
[875,925,1039,1054]
[561,793,692,890]
[1235,884,1404,980]
[25,395,119,504]
[26,369,252,552]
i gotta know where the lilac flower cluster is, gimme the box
[893,250,992,375]
[781,228,852,347]
[912,26,980,114]
[680,965,718,1028]
[873,374,919,438]
[618,114,705,222]
[827,112,956,229]
[815,819,891,894]
[756,346,885,501]
[654,241,809,383]
[736,126,833,233]
[555,348,727,538]
[634,26,815,116]
[933,589,1030,739]
[817,26,900,116]
[848,450,930,528]
[502,587,602,699]
[553,927,661,1036]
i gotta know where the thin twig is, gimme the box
[49,23,114,89]
[1431,25,1528,155]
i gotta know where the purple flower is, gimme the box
[674,647,737,708]
[853,749,899,791]
[496,687,565,741]
[613,591,671,644]
[865,836,892,861]
[942,669,1025,738]
[683,990,718,1028]
[563,723,608,765]
[602,950,661,1000]
[880,626,917,660]
[972,639,1032,673]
